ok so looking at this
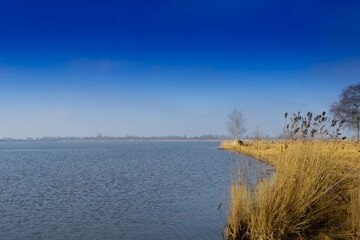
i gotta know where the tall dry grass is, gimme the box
[223,140,360,240]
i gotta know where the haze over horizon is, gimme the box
[1,0,360,138]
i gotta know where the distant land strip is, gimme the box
[0,135,232,142]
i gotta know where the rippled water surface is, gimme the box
[0,141,266,240]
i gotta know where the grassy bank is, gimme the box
[220,140,360,239]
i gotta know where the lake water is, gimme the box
[0,141,267,240]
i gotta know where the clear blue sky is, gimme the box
[0,0,359,138]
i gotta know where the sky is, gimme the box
[0,0,360,138]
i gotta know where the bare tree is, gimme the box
[330,83,360,142]
[252,125,263,141]
[227,109,247,141]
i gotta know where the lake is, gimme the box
[0,141,267,240]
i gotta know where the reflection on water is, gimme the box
[0,141,267,240]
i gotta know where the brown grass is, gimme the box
[221,140,360,240]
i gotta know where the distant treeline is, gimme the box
[0,134,231,142]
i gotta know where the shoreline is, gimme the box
[0,139,229,143]
[217,145,275,166]
[61,139,226,142]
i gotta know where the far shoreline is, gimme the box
[59,139,227,142]
[0,139,230,143]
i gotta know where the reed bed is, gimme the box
[221,140,360,239]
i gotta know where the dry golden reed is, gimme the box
[221,140,360,240]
